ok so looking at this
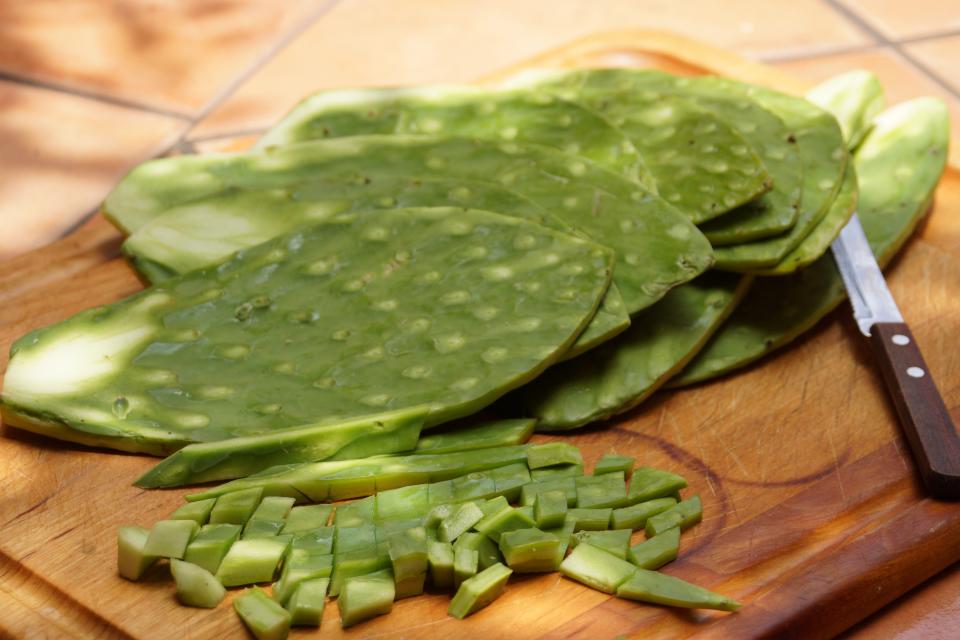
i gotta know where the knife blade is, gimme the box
[831,213,960,499]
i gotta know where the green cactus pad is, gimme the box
[751,164,858,276]
[503,68,772,224]
[520,271,751,430]
[107,135,712,319]
[255,84,655,189]
[807,70,886,150]
[1,208,613,454]
[710,85,848,270]
[673,98,949,384]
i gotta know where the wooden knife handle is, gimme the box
[870,322,960,500]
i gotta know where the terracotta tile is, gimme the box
[775,47,960,141]
[0,0,324,115]
[189,0,870,138]
[836,0,960,41]
[905,35,960,94]
[0,81,183,261]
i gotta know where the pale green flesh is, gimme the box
[1,208,612,454]
[255,84,655,188]
[807,70,886,150]
[674,98,950,385]
[750,164,858,275]
[509,69,803,244]
[412,418,534,454]
[448,562,513,619]
[233,588,291,640]
[170,559,226,608]
[504,69,774,223]
[617,568,740,611]
[107,135,713,317]
[520,271,751,430]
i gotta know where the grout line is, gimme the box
[823,0,960,101]
[0,71,194,120]
[755,42,881,64]
[175,0,345,145]
[897,28,960,46]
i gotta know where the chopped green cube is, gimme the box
[575,472,628,509]
[170,559,225,608]
[272,550,333,604]
[526,442,583,469]
[473,502,536,543]
[645,495,702,537]
[210,488,264,525]
[234,587,291,640]
[453,532,502,570]
[169,498,216,525]
[428,540,455,589]
[291,528,333,555]
[450,472,497,502]
[449,562,513,619]
[543,520,576,565]
[531,464,584,481]
[594,454,635,476]
[611,497,677,530]
[534,490,568,529]
[567,508,612,531]
[243,519,285,539]
[498,528,561,573]
[184,523,241,575]
[339,569,395,628]
[427,479,455,506]
[425,503,456,528]
[453,547,478,589]
[388,527,428,581]
[628,528,680,570]
[143,519,199,559]
[216,536,291,587]
[330,547,390,596]
[487,463,531,502]
[627,468,687,504]
[520,477,577,507]
[572,529,632,559]
[439,502,484,543]
[281,505,333,534]
[334,525,376,554]
[559,543,637,594]
[117,525,158,581]
[286,577,329,627]
[616,568,740,611]
[395,573,426,599]
[242,496,295,537]
[333,496,375,527]
[376,484,429,521]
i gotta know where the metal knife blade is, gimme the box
[831,212,960,499]
[831,213,902,336]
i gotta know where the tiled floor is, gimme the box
[0,1,958,632]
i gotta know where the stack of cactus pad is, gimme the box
[0,68,950,479]
[119,442,739,634]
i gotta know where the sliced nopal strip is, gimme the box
[673,98,949,385]
[503,68,772,224]
[107,135,713,316]
[255,84,655,189]
[1,208,613,455]
[521,272,751,430]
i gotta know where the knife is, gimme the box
[832,214,960,499]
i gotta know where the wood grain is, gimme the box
[1,30,959,639]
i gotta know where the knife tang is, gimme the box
[868,322,960,500]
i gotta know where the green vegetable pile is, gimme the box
[0,65,951,630]
[120,436,737,634]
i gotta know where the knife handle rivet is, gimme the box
[892,334,910,346]
[907,366,925,378]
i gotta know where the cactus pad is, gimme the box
[520,272,751,430]
[0,207,614,454]
[673,98,949,384]
[255,85,655,189]
[503,69,773,224]
[106,135,713,317]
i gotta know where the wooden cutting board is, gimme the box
[1,30,958,640]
